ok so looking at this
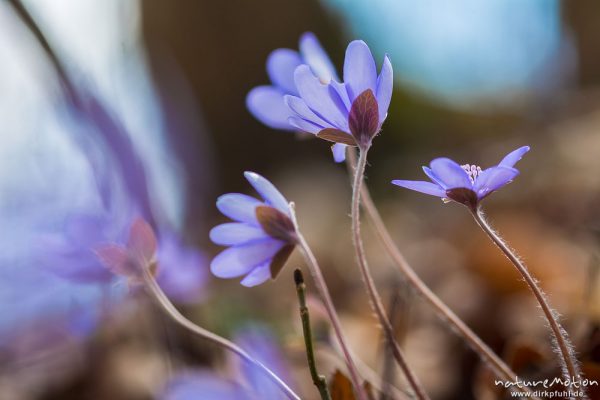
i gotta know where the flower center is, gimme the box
[461,164,482,184]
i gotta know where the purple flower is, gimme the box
[161,326,293,399]
[285,40,393,151]
[392,146,530,210]
[156,231,208,303]
[210,172,297,287]
[247,32,352,162]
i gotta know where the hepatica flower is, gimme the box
[246,32,352,162]
[210,172,297,287]
[392,146,530,210]
[285,40,393,152]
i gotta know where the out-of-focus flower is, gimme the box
[392,146,530,209]
[95,218,158,282]
[210,172,296,287]
[161,325,293,400]
[156,231,208,303]
[162,372,246,400]
[94,218,207,302]
[246,32,351,162]
[285,40,393,151]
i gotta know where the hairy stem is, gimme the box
[290,205,367,400]
[345,149,536,398]
[352,148,429,400]
[294,269,332,400]
[471,208,583,398]
[141,268,300,400]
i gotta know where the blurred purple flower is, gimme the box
[285,40,393,151]
[156,231,208,303]
[210,172,296,287]
[246,32,350,162]
[392,146,530,210]
[93,218,208,303]
[161,325,293,400]
[38,211,132,284]
[162,372,246,400]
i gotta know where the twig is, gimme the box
[294,269,332,400]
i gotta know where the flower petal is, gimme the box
[210,239,284,279]
[246,86,293,130]
[244,171,289,213]
[294,65,349,130]
[216,194,262,223]
[376,54,393,123]
[288,116,323,134]
[284,95,330,128]
[266,48,302,95]
[429,158,473,189]
[332,143,347,163]
[498,146,531,168]
[299,32,338,83]
[474,166,519,199]
[422,166,445,187]
[343,40,377,101]
[391,180,446,197]
[240,261,272,287]
[128,218,157,267]
[210,223,269,246]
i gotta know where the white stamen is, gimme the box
[461,164,482,184]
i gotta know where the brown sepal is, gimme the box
[349,89,379,148]
[446,187,479,211]
[256,205,296,243]
[317,128,357,146]
[330,370,356,400]
[269,244,295,279]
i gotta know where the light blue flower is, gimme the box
[285,40,393,151]
[392,146,530,209]
[210,172,296,287]
[246,33,352,162]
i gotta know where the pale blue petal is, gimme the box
[422,166,445,187]
[299,32,338,82]
[376,55,393,123]
[240,261,272,287]
[332,144,347,163]
[284,95,331,128]
[391,180,446,197]
[244,171,290,213]
[288,116,322,134]
[294,65,349,130]
[210,239,284,279]
[210,223,269,246]
[429,158,473,189]
[246,86,293,130]
[498,146,530,168]
[216,194,261,223]
[329,80,352,113]
[266,48,302,95]
[474,166,519,199]
[343,40,377,101]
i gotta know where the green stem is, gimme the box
[290,204,368,400]
[351,148,429,400]
[294,269,332,400]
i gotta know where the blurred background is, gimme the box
[1,0,600,399]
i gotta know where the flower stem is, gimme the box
[471,208,583,396]
[290,204,368,400]
[352,148,429,400]
[140,268,301,400]
[345,149,536,398]
[294,269,332,400]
